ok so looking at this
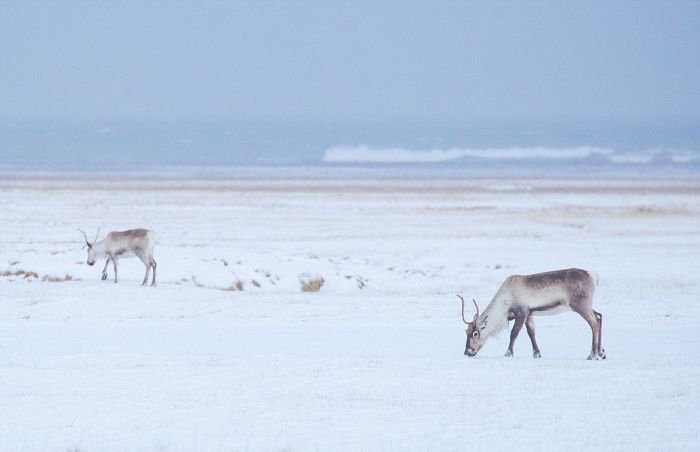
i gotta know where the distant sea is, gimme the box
[1,118,698,177]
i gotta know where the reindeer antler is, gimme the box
[93,227,101,244]
[457,295,481,324]
[472,298,480,321]
[78,228,90,246]
[457,295,469,324]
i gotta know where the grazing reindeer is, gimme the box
[458,268,605,360]
[79,228,157,286]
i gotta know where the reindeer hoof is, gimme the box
[101,272,108,280]
[505,351,513,358]
[533,351,541,359]
[599,349,606,359]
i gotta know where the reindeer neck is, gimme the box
[479,295,511,339]
[92,240,107,256]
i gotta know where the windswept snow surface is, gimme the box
[1,174,699,451]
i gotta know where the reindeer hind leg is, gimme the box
[138,254,150,286]
[593,310,605,359]
[572,307,600,360]
[570,283,601,360]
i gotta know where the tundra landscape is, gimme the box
[1,173,699,451]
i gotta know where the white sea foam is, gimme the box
[323,145,699,165]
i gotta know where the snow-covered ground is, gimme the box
[1,174,699,451]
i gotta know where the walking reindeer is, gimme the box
[79,228,157,286]
[459,268,605,360]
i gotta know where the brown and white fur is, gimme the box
[459,268,605,360]
[79,228,157,286]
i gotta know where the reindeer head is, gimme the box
[78,228,100,266]
[458,295,487,357]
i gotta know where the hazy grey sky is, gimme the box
[1,0,699,122]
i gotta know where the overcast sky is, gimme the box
[1,1,698,122]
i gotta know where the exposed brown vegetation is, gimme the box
[2,269,38,279]
[2,269,76,282]
[42,274,74,282]
[300,276,324,292]
[221,278,245,292]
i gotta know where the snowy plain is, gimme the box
[1,173,699,451]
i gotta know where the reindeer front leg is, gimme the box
[110,254,118,283]
[101,257,111,281]
[525,314,542,358]
[505,314,526,357]
[150,258,157,286]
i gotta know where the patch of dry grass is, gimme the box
[2,269,75,282]
[41,274,74,282]
[626,206,691,218]
[2,269,39,279]
[300,275,324,292]
[220,278,245,292]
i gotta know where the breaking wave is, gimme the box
[323,146,699,165]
